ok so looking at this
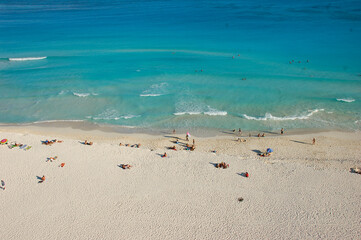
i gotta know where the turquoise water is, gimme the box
[0,0,360,130]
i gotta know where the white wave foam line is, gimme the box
[173,111,227,116]
[9,57,47,61]
[336,98,355,103]
[33,119,84,124]
[140,94,162,97]
[92,115,140,120]
[173,112,202,116]
[242,109,324,121]
[73,92,90,97]
[204,111,228,116]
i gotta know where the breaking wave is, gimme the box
[242,109,324,121]
[9,57,47,61]
[140,94,162,97]
[336,98,355,103]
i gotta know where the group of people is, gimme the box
[119,143,141,148]
[215,162,229,169]
[42,139,62,145]
[46,156,58,162]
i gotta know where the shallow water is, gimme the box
[0,0,360,131]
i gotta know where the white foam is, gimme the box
[9,57,47,61]
[173,112,202,116]
[73,92,90,97]
[204,106,227,116]
[242,109,324,121]
[336,98,355,103]
[204,111,228,116]
[140,82,168,97]
[140,94,162,97]
[32,119,84,124]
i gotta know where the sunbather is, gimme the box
[121,164,132,169]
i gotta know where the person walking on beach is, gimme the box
[239,128,242,135]
[1,180,5,190]
[312,138,316,145]
[173,129,176,134]
[193,139,195,146]
[281,128,284,135]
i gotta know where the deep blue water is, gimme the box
[0,0,360,130]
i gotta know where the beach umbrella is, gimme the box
[186,132,191,137]
[0,139,8,145]
[266,148,273,153]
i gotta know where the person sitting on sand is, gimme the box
[190,145,195,151]
[119,143,122,146]
[59,163,65,168]
[281,128,284,135]
[261,133,265,137]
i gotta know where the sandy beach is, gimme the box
[1,124,360,239]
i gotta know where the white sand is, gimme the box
[0,126,360,239]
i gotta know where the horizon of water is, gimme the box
[0,0,360,131]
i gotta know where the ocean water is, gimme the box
[0,0,360,131]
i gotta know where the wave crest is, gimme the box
[336,98,355,103]
[242,109,324,121]
[9,57,47,61]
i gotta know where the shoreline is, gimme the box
[0,120,353,139]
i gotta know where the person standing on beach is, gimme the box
[173,129,176,134]
[186,134,189,141]
[239,128,242,135]
[312,138,316,145]
[193,139,195,146]
[281,128,284,135]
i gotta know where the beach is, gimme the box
[1,124,360,239]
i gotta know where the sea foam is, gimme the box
[336,98,355,103]
[9,57,47,61]
[242,109,324,121]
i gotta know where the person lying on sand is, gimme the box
[350,167,361,174]
[38,175,46,183]
[215,162,229,169]
[46,156,58,162]
[162,152,167,158]
[59,163,65,168]
[84,140,93,145]
[120,164,132,169]
[260,152,271,157]
[169,146,177,151]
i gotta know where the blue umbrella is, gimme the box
[266,148,273,153]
